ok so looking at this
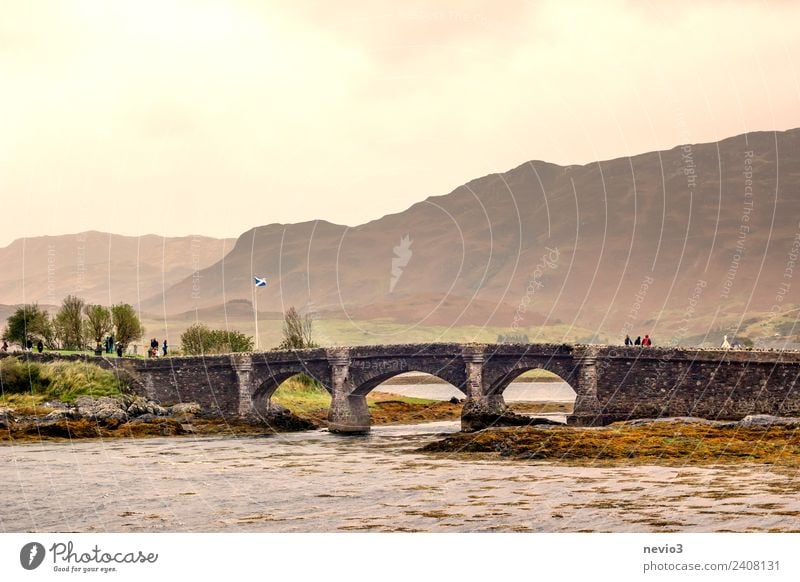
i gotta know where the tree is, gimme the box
[181,324,254,355]
[2,304,52,348]
[111,304,143,351]
[278,307,316,349]
[214,329,254,353]
[84,304,113,351]
[181,323,214,355]
[54,295,86,350]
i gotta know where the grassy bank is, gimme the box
[0,357,126,404]
[421,421,800,466]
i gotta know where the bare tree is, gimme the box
[278,307,316,349]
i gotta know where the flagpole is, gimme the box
[254,285,259,351]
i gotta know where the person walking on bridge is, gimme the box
[634,336,641,346]
[642,334,652,346]
[624,334,632,346]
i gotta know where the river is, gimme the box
[3,421,800,533]
[2,380,799,533]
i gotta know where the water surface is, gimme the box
[2,421,798,533]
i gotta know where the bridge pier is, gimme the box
[460,348,509,431]
[232,354,258,418]
[327,348,371,434]
[567,350,603,426]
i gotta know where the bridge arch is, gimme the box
[248,358,331,419]
[252,372,333,419]
[491,367,577,421]
[353,369,466,399]
[349,367,466,397]
[482,356,578,396]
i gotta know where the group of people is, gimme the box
[624,334,652,346]
[103,335,125,357]
[148,338,168,358]
[8,339,45,353]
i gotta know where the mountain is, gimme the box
[142,128,800,339]
[0,232,234,308]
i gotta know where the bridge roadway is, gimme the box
[8,343,800,432]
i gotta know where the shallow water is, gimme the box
[376,379,576,403]
[2,421,799,533]
[376,379,574,422]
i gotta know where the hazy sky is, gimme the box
[1,0,799,246]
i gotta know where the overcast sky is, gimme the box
[1,0,799,246]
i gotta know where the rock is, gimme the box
[0,407,15,428]
[613,417,724,428]
[126,396,150,416]
[738,414,800,428]
[151,404,168,416]
[74,396,128,424]
[260,404,317,431]
[124,396,169,418]
[462,409,546,432]
[460,399,548,432]
[42,400,72,410]
[448,396,460,404]
[170,402,201,417]
[128,413,157,424]
[43,410,79,422]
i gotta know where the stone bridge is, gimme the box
[9,343,800,432]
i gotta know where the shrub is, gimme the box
[181,324,254,355]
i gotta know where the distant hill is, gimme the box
[141,128,800,339]
[4,129,800,343]
[0,232,234,307]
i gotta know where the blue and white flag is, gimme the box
[254,277,268,287]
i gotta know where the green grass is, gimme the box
[270,377,331,417]
[270,375,443,419]
[46,349,147,359]
[0,357,126,404]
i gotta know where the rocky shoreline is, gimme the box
[0,392,464,442]
[0,395,316,442]
[420,415,800,465]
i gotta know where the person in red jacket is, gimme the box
[642,334,652,346]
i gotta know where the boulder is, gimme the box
[261,403,317,431]
[613,417,724,428]
[127,413,157,424]
[0,407,15,428]
[74,396,129,424]
[42,409,79,422]
[738,414,800,428]
[125,396,168,417]
[460,399,549,432]
[170,402,201,417]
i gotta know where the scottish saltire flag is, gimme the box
[254,277,268,287]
